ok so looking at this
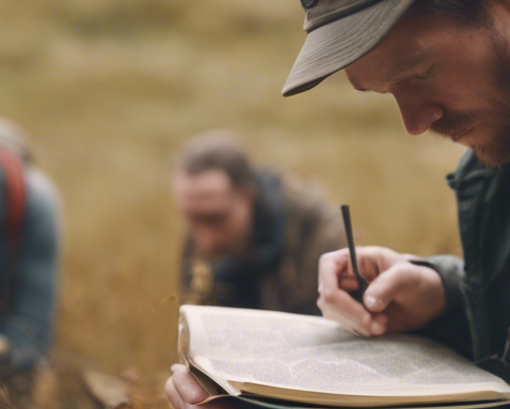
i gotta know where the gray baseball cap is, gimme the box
[282,0,416,97]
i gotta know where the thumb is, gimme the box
[362,262,419,312]
[172,364,211,404]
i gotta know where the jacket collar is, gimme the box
[447,150,510,190]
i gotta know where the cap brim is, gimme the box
[282,0,415,97]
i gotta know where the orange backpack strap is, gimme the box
[0,148,26,314]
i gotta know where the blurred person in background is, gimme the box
[0,119,60,406]
[167,0,510,406]
[173,130,346,315]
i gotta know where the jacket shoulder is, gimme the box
[278,171,345,247]
[280,173,335,219]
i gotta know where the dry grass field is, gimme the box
[0,0,465,407]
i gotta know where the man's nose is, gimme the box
[393,92,443,136]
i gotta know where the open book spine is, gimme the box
[179,308,237,401]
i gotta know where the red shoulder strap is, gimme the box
[0,148,26,314]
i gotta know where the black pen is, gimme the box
[341,205,368,303]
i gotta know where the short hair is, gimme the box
[175,130,254,189]
[413,0,489,26]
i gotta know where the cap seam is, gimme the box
[305,0,383,33]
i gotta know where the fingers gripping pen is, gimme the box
[341,205,368,303]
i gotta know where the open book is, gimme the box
[178,305,510,408]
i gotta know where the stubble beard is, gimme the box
[479,32,510,169]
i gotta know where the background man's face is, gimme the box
[345,6,510,168]
[173,169,253,259]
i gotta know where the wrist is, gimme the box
[411,259,447,318]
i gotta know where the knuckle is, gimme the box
[387,262,408,277]
[316,297,324,310]
[360,313,372,327]
[318,252,335,266]
[384,262,420,290]
[319,288,337,304]
[319,248,347,264]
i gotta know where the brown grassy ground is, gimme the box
[0,1,464,407]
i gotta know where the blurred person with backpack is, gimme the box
[173,130,346,315]
[0,119,60,405]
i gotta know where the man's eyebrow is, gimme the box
[388,56,428,82]
[348,55,428,92]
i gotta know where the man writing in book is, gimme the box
[174,131,346,315]
[167,0,510,406]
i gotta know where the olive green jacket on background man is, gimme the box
[426,150,510,382]
[181,169,346,315]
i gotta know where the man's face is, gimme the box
[173,169,253,259]
[345,6,510,169]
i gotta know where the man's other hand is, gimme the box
[317,246,446,337]
[166,364,232,409]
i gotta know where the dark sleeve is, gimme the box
[427,255,466,321]
[413,255,473,359]
[0,169,60,371]
[181,237,195,291]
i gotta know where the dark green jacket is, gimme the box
[426,150,510,382]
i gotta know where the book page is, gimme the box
[181,306,510,401]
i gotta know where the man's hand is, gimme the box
[166,364,232,409]
[317,246,446,337]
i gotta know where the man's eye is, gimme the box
[415,65,434,80]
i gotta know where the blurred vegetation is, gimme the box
[0,0,464,406]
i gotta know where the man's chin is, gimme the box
[433,129,510,169]
[472,145,510,170]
